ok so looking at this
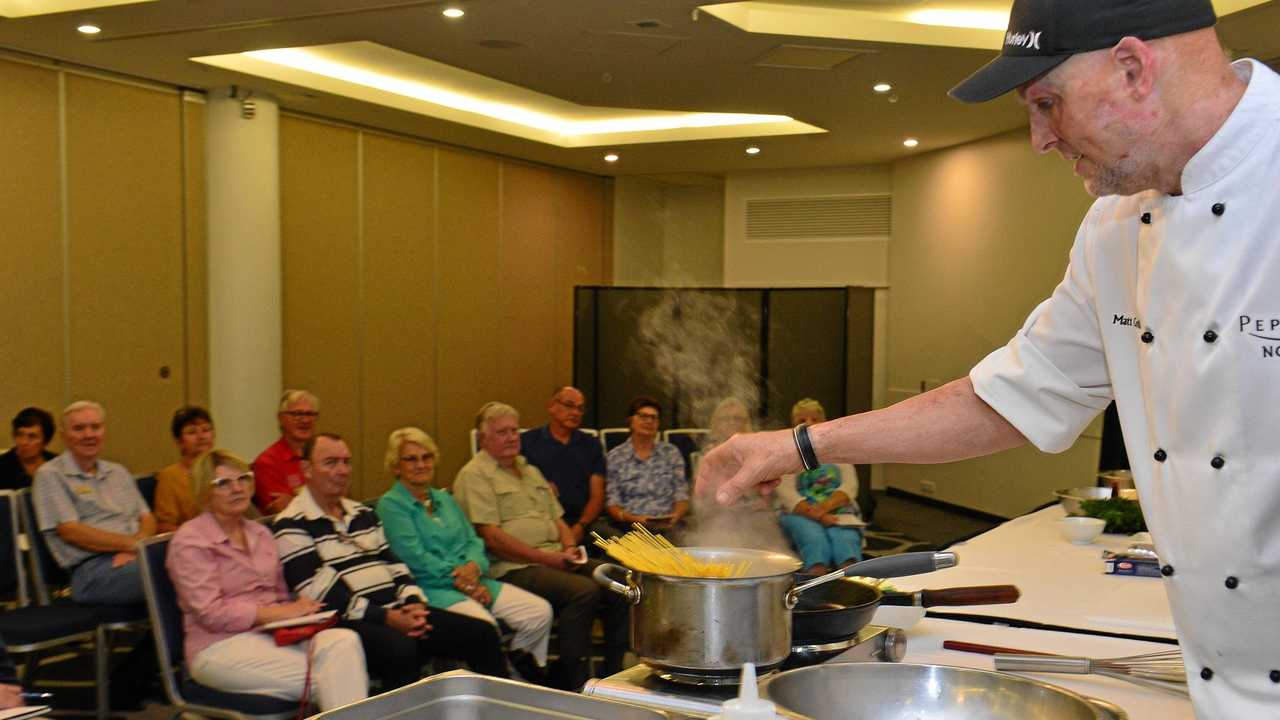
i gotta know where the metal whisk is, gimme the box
[994,649,1188,697]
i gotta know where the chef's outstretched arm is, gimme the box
[696,377,1027,504]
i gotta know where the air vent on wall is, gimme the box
[745,195,891,240]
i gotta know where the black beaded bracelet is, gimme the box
[792,423,820,471]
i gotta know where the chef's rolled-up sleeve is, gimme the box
[970,222,1114,453]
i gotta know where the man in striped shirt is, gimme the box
[273,433,508,689]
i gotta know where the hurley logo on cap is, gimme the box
[1005,30,1042,50]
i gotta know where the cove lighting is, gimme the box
[603,153,619,163]
[77,23,101,34]
[442,7,464,18]
[906,9,1009,31]
[194,43,826,148]
[903,137,919,148]
[873,82,892,93]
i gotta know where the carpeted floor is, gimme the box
[863,490,1003,557]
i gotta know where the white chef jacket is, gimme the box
[970,58,1280,718]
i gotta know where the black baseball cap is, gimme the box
[949,0,1216,103]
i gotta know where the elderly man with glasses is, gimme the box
[252,389,320,514]
[519,387,608,546]
[454,402,628,691]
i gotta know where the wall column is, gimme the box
[206,89,282,460]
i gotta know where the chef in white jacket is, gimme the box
[694,0,1279,716]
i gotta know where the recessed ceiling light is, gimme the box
[603,153,619,163]
[745,146,761,155]
[872,82,892,93]
[76,23,101,34]
[903,137,919,148]
[442,7,464,18]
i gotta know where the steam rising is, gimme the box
[633,290,792,554]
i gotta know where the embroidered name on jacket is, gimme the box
[1112,314,1143,329]
[1240,315,1280,357]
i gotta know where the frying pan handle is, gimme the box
[918,585,1021,607]
[786,551,959,608]
[592,562,641,605]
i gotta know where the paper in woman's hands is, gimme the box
[257,610,337,630]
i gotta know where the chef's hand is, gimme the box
[695,429,797,505]
[568,522,587,544]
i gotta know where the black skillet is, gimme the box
[791,577,1021,645]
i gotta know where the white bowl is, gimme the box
[1060,516,1106,544]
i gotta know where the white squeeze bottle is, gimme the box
[709,663,777,720]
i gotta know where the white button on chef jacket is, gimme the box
[971,59,1280,719]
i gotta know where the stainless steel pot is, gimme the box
[761,662,1110,719]
[592,548,956,676]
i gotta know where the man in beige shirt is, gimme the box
[453,402,627,691]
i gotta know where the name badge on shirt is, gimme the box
[73,484,95,496]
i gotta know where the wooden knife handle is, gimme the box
[919,585,1021,607]
[942,640,1052,656]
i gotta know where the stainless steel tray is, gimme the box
[311,670,673,720]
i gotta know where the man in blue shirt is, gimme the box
[520,387,606,545]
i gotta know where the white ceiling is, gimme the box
[1,0,1276,180]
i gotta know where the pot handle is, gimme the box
[786,551,958,609]
[592,562,641,605]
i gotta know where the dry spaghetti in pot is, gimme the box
[592,523,751,578]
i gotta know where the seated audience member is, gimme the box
[791,397,876,520]
[33,401,155,604]
[605,397,688,533]
[274,433,508,690]
[253,390,319,514]
[377,428,552,683]
[153,407,216,532]
[0,407,56,490]
[168,450,367,711]
[777,399,863,574]
[520,387,608,545]
[0,635,20,709]
[453,403,628,691]
[689,397,754,475]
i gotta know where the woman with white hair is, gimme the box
[376,427,553,684]
[168,449,368,710]
[776,399,864,575]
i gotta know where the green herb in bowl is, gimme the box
[1078,498,1147,534]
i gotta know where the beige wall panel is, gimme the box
[435,149,501,485]
[553,173,607,401]
[64,75,186,475]
[885,129,1100,517]
[498,163,559,428]
[0,59,63,448]
[182,97,210,409]
[360,133,437,497]
[279,116,361,489]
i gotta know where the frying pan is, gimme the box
[792,578,1021,644]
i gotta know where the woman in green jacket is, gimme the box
[376,427,552,683]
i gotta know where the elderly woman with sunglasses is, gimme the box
[167,449,367,710]
[376,427,553,684]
